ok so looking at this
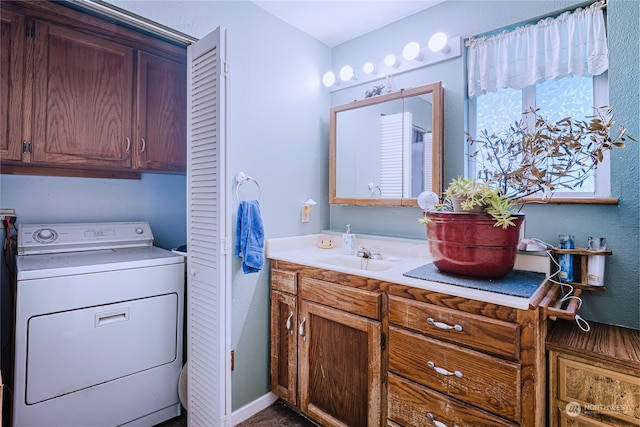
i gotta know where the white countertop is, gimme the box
[266,233,551,310]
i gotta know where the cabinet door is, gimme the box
[270,290,297,406]
[298,299,382,427]
[0,8,25,161]
[135,50,187,172]
[32,20,134,168]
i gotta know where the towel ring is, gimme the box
[235,172,262,201]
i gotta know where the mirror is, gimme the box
[330,82,444,206]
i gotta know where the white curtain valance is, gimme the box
[467,1,608,97]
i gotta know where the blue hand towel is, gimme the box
[235,200,265,274]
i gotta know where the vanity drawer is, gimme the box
[271,268,297,294]
[299,276,381,321]
[388,295,520,359]
[389,325,520,421]
[388,372,517,427]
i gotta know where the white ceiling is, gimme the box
[251,1,445,47]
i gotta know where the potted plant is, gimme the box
[420,106,634,278]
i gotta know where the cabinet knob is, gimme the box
[125,137,131,151]
[427,317,463,332]
[140,138,146,153]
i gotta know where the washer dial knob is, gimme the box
[34,228,58,243]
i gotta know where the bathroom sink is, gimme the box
[314,254,396,271]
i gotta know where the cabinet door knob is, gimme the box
[427,361,463,378]
[125,137,131,151]
[427,412,459,427]
[140,138,146,153]
[427,317,463,332]
[298,316,307,341]
[285,311,294,335]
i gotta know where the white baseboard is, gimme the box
[230,392,279,425]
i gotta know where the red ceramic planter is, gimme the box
[424,211,525,279]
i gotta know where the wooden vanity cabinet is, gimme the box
[547,320,640,427]
[387,295,528,426]
[0,1,187,174]
[269,264,383,427]
[386,288,548,427]
[270,269,298,407]
[269,260,549,427]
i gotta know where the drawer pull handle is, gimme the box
[427,361,463,378]
[427,412,459,427]
[427,317,463,332]
[285,311,294,335]
[299,316,307,341]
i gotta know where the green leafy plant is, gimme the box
[420,106,634,229]
[419,176,517,229]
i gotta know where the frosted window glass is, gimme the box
[476,88,522,138]
[472,76,596,194]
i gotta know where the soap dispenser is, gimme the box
[342,224,356,255]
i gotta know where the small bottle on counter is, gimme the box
[342,224,356,255]
[587,237,607,286]
[558,234,574,283]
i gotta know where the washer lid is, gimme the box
[18,221,154,255]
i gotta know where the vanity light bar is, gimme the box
[323,35,461,92]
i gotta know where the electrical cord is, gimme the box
[2,218,17,353]
[531,238,590,332]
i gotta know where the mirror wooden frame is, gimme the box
[329,81,443,206]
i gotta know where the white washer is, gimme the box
[13,221,184,427]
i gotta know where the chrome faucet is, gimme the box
[357,247,382,260]
[357,247,371,258]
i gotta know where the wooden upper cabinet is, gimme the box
[0,0,188,175]
[31,20,134,169]
[135,51,187,172]
[1,9,25,161]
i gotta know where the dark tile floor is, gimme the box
[155,401,318,426]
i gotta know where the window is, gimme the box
[466,2,611,200]
[469,73,610,198]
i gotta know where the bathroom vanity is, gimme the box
[267,234,556,427]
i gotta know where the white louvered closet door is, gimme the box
[187,26,231,426]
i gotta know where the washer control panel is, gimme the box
[18,222,154,255]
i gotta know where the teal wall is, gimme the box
[0,174,186,250]
[329,0,639,329]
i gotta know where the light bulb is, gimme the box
[428,32,450,53]
[362,62,377,75]
[384,54,398,68]
[402,41,423,61]
[339,65,356,82]
[322,71,336,87]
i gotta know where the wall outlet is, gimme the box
[0,208,16,222]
